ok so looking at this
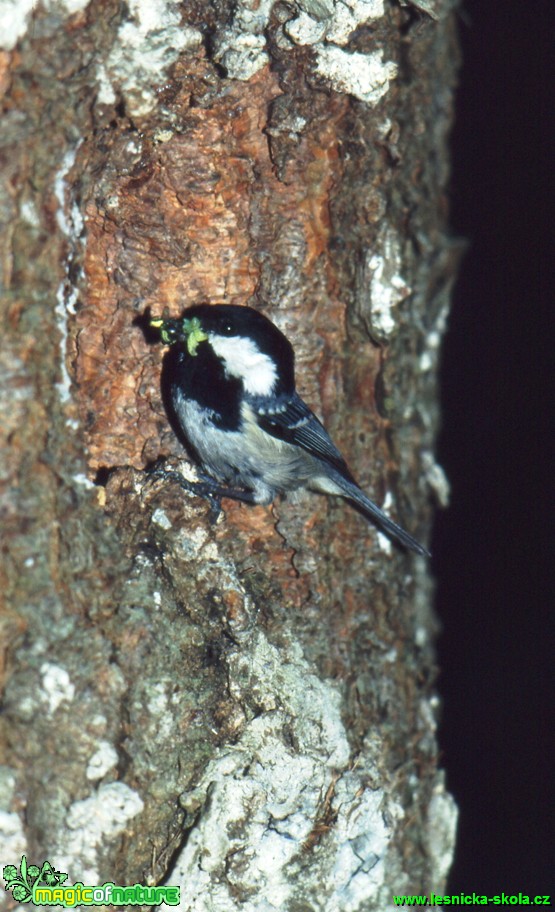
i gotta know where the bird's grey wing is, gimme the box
[255,394,355,481]
[256,394,429,556]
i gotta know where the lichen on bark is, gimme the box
[1,0,459,907]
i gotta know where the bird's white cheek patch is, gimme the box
[209,334,277,396]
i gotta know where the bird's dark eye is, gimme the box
[221,323,234,335]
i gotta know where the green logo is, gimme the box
[3,856,67,903]
[3,855,180,907]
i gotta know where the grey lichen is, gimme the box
[0,767,28,905]
[166,632,413,911]
[56,783,145,884]
[399,0,442,21]
[99,0,203,116]
[211,0,277,81]
[0,0,90,51]
[426,777,459,885]
[283,0,398,104]
[211,0,397,106]
[357,225,412,343]
[313,47,397,105]
[285,0,385,47]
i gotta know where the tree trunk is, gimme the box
[1,0,459,908]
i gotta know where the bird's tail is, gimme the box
[333,474,430,557]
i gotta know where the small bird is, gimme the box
[150,304,429,556]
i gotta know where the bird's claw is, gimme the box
[146,463,223,522]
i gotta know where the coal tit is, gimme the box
[150,304,428,556]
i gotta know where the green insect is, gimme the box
[150,316,208,356]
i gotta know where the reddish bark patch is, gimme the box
[77,66,348,478]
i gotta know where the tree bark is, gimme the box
[1,0,459,908]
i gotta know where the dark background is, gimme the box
[432,0,553,895]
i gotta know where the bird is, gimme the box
[149,304,429,556]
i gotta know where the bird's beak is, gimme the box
[150,317,178,345]
[150,316,208,356]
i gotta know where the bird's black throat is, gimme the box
[163,343,242,432]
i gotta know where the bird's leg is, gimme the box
[193,472,260,522]
[146,462,258,524]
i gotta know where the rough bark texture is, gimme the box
[1,0,458,908]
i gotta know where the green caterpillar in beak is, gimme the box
[150,316,208,356]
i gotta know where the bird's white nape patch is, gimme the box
[208,333,278,395]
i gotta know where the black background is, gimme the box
[432,0,553,894]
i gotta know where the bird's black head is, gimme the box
[151,304,295,398]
